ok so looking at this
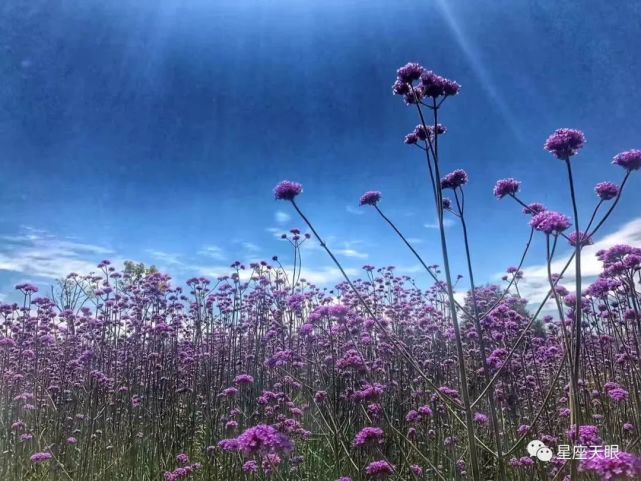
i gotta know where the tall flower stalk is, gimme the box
[443,173,507,481]
[544,128,587,476]
[393,63,481,481]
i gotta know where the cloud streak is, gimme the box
[275,211,291,224]
[0,229,117,279]
[516,217,641,307]
[293,265,360,285]
[425,218,455,229]
[335,248,368,259]
[194,263,359,286]
[346,205,364,216]
[198,245,226,261]
[146,250,184,266]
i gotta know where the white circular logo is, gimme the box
[527,440,553,463]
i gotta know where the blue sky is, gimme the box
[1,0,640,302]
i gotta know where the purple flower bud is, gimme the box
[568,231,593,247]
[544,128,586,159]
[441,169,469,190]
[581,451,641,479]
[530,211,572,235]
[522,202,546,215]
[420,70,461,98]
[365,460,395,478]
[493,178,521,199]
[352,426,385,447]
[473,412,489,425]
[396,63,425,84]
[594,181,619,200]
[392,79,410,96]
[30,452,53,463]
[404,132,418,145]
[359,191,382,206]
[176,453,189,465]
[612,149,641,171]
[274,180,303,201]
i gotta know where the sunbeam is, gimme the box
[434,0,524,141]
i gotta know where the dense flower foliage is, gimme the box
[0,242,638,480]
[581,452,641,480]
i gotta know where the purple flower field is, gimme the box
[2,62,641,481]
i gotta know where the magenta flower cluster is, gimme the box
[529,211,572,234]
[612,149,641,171]
[441,169,469,190]
[493,178,521,198]
[595,181,620,200]
[226,424,293,456]
[581,452,641,480]
[352,426,384,447]
[274,180,303,200]
[359,191,382,206]
[393,62,460,104]
[544,128,586,159]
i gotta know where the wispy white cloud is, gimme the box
[346,205,364,216]
[300,236,339,252]
[0,227,362,293]
[406,237,425,244]
[146,250,184,266]
[295,266,359,285]
[302,239,368,259]
[195,265,253,281]
[241,242,261,253]
[425,218,455,229]
[335,248,368,259]
[266,227,284,239]
[515,218,641,307]
[275,211,291,224]
[193,263,358,287]
[453,291,467,306]
[397,264,428,275]
[198,245,226,261]
[0,229,117,279]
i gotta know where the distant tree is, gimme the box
[462,283,545,337]
[123,260,158,283]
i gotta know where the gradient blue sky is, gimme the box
[1,0,640,301]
